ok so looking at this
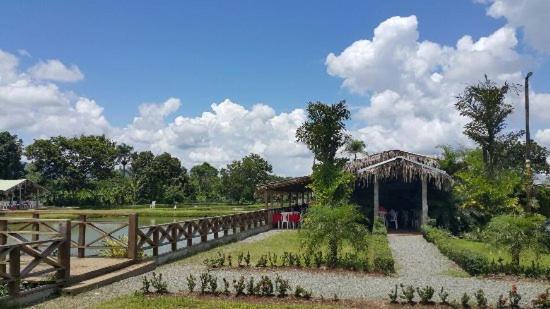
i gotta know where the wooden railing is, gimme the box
[0,219,70,298]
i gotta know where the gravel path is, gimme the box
[33,233,550,308]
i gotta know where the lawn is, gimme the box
[180,230,394,274]
[2,203,265,220]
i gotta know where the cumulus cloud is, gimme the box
[326,15,548,156]
[486,0,550,54]
[117,98,312,176]
[0,49,109,138]
[28,59,84,82]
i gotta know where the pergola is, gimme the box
[0,179,46,208]
[256,176,313,209]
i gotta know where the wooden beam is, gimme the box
[421,176,428,226]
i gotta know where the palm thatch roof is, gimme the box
[350,150,452,190]
[256,176,312,194]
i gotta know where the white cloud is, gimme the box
[28,59,84,82]
[0,49,109,138]
[117,98,312,176]
[326,15,548,156]
[535,129,550,148]
[486,0,550,54]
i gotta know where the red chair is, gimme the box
[272,213,282,228]
[289,213,301,229]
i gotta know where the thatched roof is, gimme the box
[350,150,453,190]
[256,176,312,194]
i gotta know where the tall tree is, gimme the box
[296,101,367,267]
[0,131,24,179]
[116,143,134,177]
[220,154,272,202]
[190,162,220,201]
[345,139,366,161]
[456,76,521,176]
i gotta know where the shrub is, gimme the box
[233,276,246,296]
[255,254,268,267]
[237,252,244,267]
[313,251,323,268]
[372,217,387,235]
[374,256,395,275]
[508,285,521,308]
[461,293,471,308]
[399,284,415,304]
[140,276,151,294]
[186,274,196,292]
[99,235,142,258]
[208,275,218,294]
[227,254,232,267]
[256,276,274,297]
[246,277,255,295]
[474,289,488,308]
[275,275,290,297]
[268,252,278,267]
[199,273,209,294]
[496,294,508,308]
[222,278,230,295]
[388,284,398,303]
[438,287,449,304]
[244,251,251,267]
[532,288,550,308]
[203,252,225,268]
[303,252,312,267]
[416,286,435,304]
[294,285,311,299]
[150,272,168,294]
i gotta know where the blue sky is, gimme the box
[0,1,549,175]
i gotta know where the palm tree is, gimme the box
[116,143,134,177]
[345,139,366,160]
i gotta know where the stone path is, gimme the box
[33,232,550,308]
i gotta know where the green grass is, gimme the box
[439,268,471,278]
[95,294,344,309]
[179,230,394,273]
[3,203,265,220]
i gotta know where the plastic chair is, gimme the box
[388,210,398,230]
[280,212,290,229]
[272,213,282,228]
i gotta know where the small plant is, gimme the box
[186,274,196,292]
[99,235,140,258]
[203,252,225,268]
[294,285,311,299]
[281,252,290,267]
[332,293,339,302]
[208,274,218,294]
[532,288,550,308]
[438,287,449,304]
[303,252,311,268]
[509,285,521,308]
[417,285,435,304]
[244,251,251,267]
[150,272,168,294]
[295,253,302,267]
[227,254,232,267]
[237,252,244,267]
[474,289,488,308]
[461,292,471,308]
[140,276,151,294]
[199,272,209,294]
[256,276,274,297]
[313,251,323,268]
[388,284,398,303]
[222,278,230,295]
[246,277,255,295]
[496,294,508,308]
[256,254,268,267]
[268,252,278,267]
[275,275,290,297]
[233,276,246,296]
[399,284,415,304]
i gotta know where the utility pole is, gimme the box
[525,72,533,212]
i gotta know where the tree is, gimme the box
[189,162,220,201]
[500,139,550,174]
[483,214,546,267]
[0,131,24,179]
[345,139,366,161]
[456,76,521,177]
[220,154,272,202]
[296,101,367,267]
[116,143,134,177]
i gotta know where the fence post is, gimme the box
[171,224,177,252]
[8,246,20,297]
[232,216,238,234]
[0,219,6,274]
[77,214,86,258]
[57,220,71,284]
[127,214,138,260]
[213,218,219,239]
[153,227,159,257]
[239,215,246,233]
[32,212,40,244]
[200,220,207,243]
[223,217,229,237]
[186,223,193,247]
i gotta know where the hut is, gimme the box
[258,150,453,230]
[0,179,46,210]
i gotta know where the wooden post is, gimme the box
[223,218,229,236]
[127,214,138,260]
[288,192,291,207]
[0,219,7,274]
[232,216,238,234]
[279,192,284,208]
[186,223,193,247]
[213,219,219,239]
[264,190,269,209]
[77,214,86,258]
[57,220,71,284]
[153,227,159,256]
[373,177,379,222]
[8,246,20,297]
[171,225,178,252]
[32,212,40,243]
[200,220,207,243]
[421,176,428,227]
